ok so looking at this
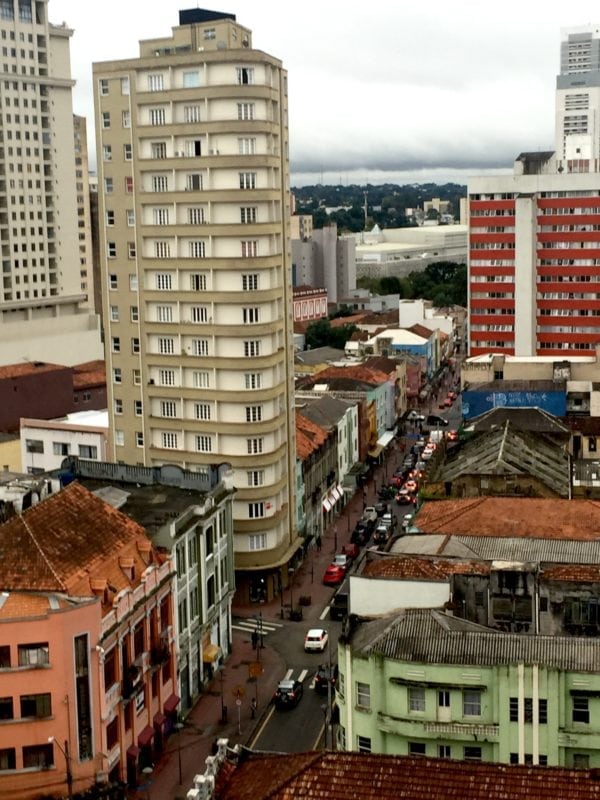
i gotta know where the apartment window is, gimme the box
[125,176,133,193]
[190,272,207,291]
[247,438,263,454]
[129,274,138,291]
[203,28,215,39]
[111,336,120,353]
[573,753,590,769]
[122,110,130,128]
[135,432,144,447]
[0,647,9,669]
[238,137,257,154]
[245,372,262,389]
[20,693,51,718]
[192,338,209,356]
[188,207,205,225]
[155,241,170,258]
[573,696,590,723]
[113,368,122,384]
[159,369,176,386]
[101,111,110,129]
[156,273,172,290]
[183,70,200,88]
[104,177,114,193]
[23,743,53,769]
[245,405,262,422]
[237,102,255,120]
[152,175,168,192]
[79,445,98,459]
[409,687,425,712]
[509,697,548,723]
[195,403,211,420]
[184,105,201,123]
[123,143,132,160]
[127,209,135,226]
[242,273,259,290]
[186,173,203,191]
[178,598,188,631]
[109,304,119,321]
[153,207,169,225]
[162,432,178,449]
[191,306,208,323]
[244,340,260,357]
[52,441,70,456]
[188,240,206,259]
[356,735,371,753]
[106,209,115,226]
[114,398,123,415]
[0,697,13,720]
[130,305,139,322]
[236,67,254,85]
[148,73,164,92]
[128,242,136,258]
[243,307,260,324]
[438,745,451,758]
[193,371,210,388]
[149,107,166,125]
[114,429,124,447]
[463,689,481,717]
[249,534,266,551]
[121,77,130,95]
[247,470,264,487]
[133,369,141,385]
[102,144,112,161]
[248,502,265,519]
[151,141,166,159]
[356,682,370,709]
[157,305,173,323]
[239,172,257,189]
[107,241,116,258]
[241,240,258,258]
[134,400,142,416]
[409,742,426,756]
[161,401,177,418]
[240,206,257,224]
[464,746,482,761]
[18,643,49,666]
[99,78,109,95]
[25,438,43,454]
[158,335,174,354]
[196,435,212,453]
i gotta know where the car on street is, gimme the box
[322,564,345,586]
[396,489,417,505]
[447,429,459,442]
[351,523,371,546]
[427,414,449,427]
[314,663,339,695]
[373,525,391,545]
[407,411,426,421]
[332,553,349,573]
[448,391,457,400]
[304,628,329,652]
[273,679,303,709]
[362,507,378,523]
[403,480,418,494]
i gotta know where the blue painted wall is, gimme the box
[461,389,566,420]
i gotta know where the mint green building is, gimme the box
[337,609,600,769]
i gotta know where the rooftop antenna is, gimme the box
[363,190,368,230]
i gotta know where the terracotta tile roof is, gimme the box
[415,497,600,540]
[0,481,154,602]
[360,310,400,325]
[0,361,66,380]
[330,313,368,328]
[72,359,106,389]
[564,415,600,435]
[295,411,328,460]
[542,564,600,582]
[407,323,435,338]
[215,751,600,800]
[363,557,490,580]
[311,365,391,386]
[0,591,71,620]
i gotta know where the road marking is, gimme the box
[284,668,293,680]
[309,676,316,689]
[297,668,308,683]
[313,721,325,750]
[319,606,330,621]
[248,704,274,748]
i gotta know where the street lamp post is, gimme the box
[288,566,294,614]
[174,721,184,785]
[48,737,72,800]
[333,525,338,552]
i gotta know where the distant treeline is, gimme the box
[292,182,466,232]
[357,261,467,308]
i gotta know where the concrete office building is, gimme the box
[292,222,356,302]
[0,0,102,367]
[93,8,299,603]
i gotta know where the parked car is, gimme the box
[448,391,457,400]
[443,396,453,407]
[341,542,360,562]
[273,679,303,709]
[374,502,388,516]
[329,583,349,621]
[373,526,391,545]
[447,429,459,442]
[381,512,396,529]
[323,564,345,586]
[304,628,329,652]
[314,663,339,695]
[407,411,426,421]
[351,523,370,546]
[362,507,378,523]
[332,554,349,573]
[427,414,449,427]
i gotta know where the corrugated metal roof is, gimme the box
[360,609,600,671]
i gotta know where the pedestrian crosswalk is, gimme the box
[232,616,284,638]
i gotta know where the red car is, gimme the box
[447,429,458,442]
[323,564,345,586]
[443,397,453,407]
[448,391,457,400]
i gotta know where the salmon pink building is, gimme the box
[0,481,176,798]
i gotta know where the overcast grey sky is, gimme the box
[50,0,600,185]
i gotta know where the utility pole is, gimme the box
[363,190,368,230]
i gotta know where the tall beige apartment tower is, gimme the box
[0,0,102,366]
[93,8,299,603]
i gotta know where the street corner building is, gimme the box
[0,480,177,799]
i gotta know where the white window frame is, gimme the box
[161,432,178,449]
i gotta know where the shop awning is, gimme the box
[138,725,154,748]
[203,643,221,664]
[368,444,384,459]
[153,712,166,728]
[322,496,332,512]
[163,693,180,715]
[377,430,395,448]
[126,745,140,760]
[331,486,342,501]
